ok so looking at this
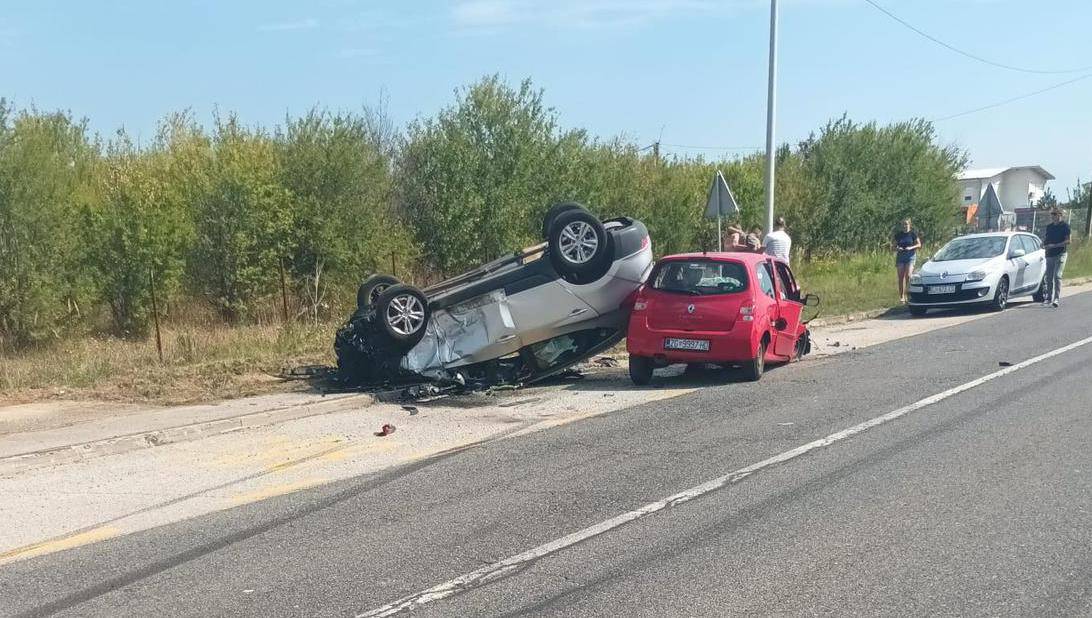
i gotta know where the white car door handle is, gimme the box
[498,334,518,343]
[569,307,589,316]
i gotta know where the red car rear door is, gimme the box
[770,260,804,358]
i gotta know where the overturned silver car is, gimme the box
[335,203,653,388]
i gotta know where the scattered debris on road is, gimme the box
[375,424,396,437]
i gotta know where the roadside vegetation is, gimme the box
[1,76,1088,403]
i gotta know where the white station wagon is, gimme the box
[908,231,1046,315]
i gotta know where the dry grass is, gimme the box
[0,322,337,405]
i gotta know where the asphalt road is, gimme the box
[3,294,1092,617]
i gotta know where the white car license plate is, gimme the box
[664,338,710,352]
[928,285,956,294]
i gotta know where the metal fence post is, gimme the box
[149,269,164,363]
[278,258,290,324]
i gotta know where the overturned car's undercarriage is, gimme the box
[333,203,653,390]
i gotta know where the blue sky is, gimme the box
[2,0,1089,194]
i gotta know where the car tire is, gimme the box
[375,284,430,349]
[909,305,927,317]
[356,275,401,311]
[793,328,811,360]
[542,202,589,239]
[1032,273,1046,303]
[743,339,766,381]
[629,355,654,385]
[548,210,612,283]
[991,276,1009,312]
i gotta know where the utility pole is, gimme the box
[763,0,779,233]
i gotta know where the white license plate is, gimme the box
[664,338,710,352]
[927,285,957,294]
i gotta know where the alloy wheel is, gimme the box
[386,294,426,335]
[558,221,599,264]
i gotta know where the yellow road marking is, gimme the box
[0,526,120,565]
[231,477,329,505]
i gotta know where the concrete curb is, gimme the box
[0,393,375,476]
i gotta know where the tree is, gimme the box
[794,116,966,256]
[187,113,293,322]
[82,126,195,336]
[277,106,410,320]
[1065,180,1091,237]
[397,76,582,273]
[1035,188,1058,210]
[0,103,98,348]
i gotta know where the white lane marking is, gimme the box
[359,334,1092,617]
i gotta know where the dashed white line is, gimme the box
[358,334,1092,617]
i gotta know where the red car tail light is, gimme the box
[739,305,755,322]
[640,235,651,251]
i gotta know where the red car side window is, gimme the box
[774,262,800,302]
[756,263,776,299]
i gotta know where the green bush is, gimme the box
[0,103,98,348]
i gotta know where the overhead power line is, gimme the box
[863,0,1092,75]
[931,72,1092,122]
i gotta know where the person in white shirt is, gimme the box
[763,216,792,263]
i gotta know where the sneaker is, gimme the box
[1042,301,1052,307]
[1052,300,1059,308]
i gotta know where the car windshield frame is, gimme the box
[933,236,1008,262]
[650,259,750,296]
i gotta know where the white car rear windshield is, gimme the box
[934,237,1007,261]
[652,260,748,295]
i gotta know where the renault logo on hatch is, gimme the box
[687,304,695,314]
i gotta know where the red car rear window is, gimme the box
[651,260,749,296]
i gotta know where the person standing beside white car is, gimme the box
[1041,208,1071,308]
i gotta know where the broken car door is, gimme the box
[771,260,804,358]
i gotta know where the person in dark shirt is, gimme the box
[1041,208,1071,307]
[892,218,922,303]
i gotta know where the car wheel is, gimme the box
[1032,273,1047,303]
[909,305,927,317]
[542,202,589,239]
[991,276,1009,312]
[743,339,766,381]
[548,210,611,283]
[375,285,430,349]
[356,274,401,311]
[628,355,654,385]
[793,329,811,360]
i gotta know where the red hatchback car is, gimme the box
[626,252,815,384]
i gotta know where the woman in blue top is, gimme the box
[892,218,922,304]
